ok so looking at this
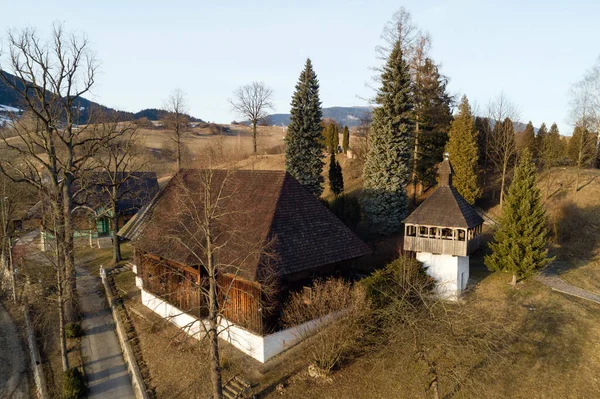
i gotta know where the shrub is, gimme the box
[361,255,432,309]
[63,368,86,399]
[327,195,361,231]
[283,278,371,374]
[65,322,83,339]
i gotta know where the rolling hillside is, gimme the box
[0,71,202,122]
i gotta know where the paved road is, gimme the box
[536,262,600,304]
[0,302,29,398]
[78,267,135,398]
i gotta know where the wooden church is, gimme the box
[403,156,484,299]
[119,169,370,362]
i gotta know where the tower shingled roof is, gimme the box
[403,158,483,229]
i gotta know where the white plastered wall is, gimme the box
[416,252,469,300]
[140,288,327,363]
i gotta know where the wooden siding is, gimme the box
[218,274,264,335]
[138,251,205,318]
[404,236,481,257]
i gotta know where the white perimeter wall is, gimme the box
[417,252,469,300]
[141,289,326,363]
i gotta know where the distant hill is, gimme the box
[133,108,203,122]
[268,106,373,127]
[0,71,203,123]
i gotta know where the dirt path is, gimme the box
[78,267,135,398]
[536,262,600,304]
[0,302,29,398]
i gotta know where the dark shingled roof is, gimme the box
[119,169,371,281]
[403,159,483,229]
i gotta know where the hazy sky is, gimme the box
[2,0,599,134]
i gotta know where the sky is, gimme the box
[2,0,599,134]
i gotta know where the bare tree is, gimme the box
[163,89,189,170]
[229,82,274,154]
[0,25,112,323]
[363,256,512,399]
[573,56,600,161]
[487,93,520,209]
[567,126,596,192]
[91,117,147,263]
[376,7,423,71]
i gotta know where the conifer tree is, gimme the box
[412,58,453,194]
[485,149,552,285]
[328,150,344,196]
[362,38,414,234]
[475,116,492,186]
[446,95,481,204]
[520,121,536,157]
[285,58,324,196]
[535,122,548,157]
[342,125,350,154]
[332,123,340,150]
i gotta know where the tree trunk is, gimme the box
[177,135,182,171]
[511,274,517,286]
[411,121,420,205]
[252,121,258,154]
[207,242,223,399]
[62,178,76,323]
[500,163,507,210]
[8,236,16,303]
[56,240,69,372]
[112,213,122,263]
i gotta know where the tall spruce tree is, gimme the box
[413,58,453,193]
[362,38,414,234]
[545,123,564,164]
[535,122,548,158]
[285,58,324,196]
[328,150,344,196]
[485,149,552,285]
[475,116,492,187]
[342,125,350,154]
[520,121,536,157]
[446,95,481,204]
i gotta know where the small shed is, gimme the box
[403,156,483,298]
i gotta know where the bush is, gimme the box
[65,322,83,339]
[283,278,371,374]
[327,195,361,231]
[63,368,86,399]
[361,255,432,309]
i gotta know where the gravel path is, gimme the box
[78,267,135,398]
[536,262,600,304]
[0,302,29,398]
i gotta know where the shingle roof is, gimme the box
[119,169,371,281]
[403,159,483,229]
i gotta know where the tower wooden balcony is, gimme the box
[403,224,483,257]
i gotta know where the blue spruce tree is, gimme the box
[362,38,414,234]
[285,59,324,196]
